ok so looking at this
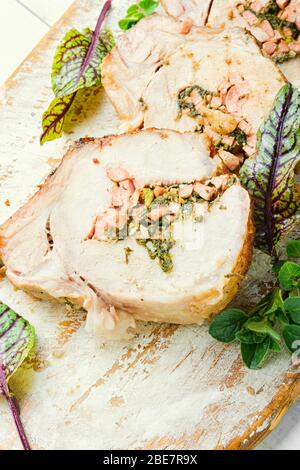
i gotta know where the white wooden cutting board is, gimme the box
[0,0,299,450]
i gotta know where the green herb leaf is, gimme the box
[246,319,281,342]
[209,240,300,368]
[139,0,159,15]
[40,93,77,145]
[119,18,141,30]
[255,288,284,317]
[284,297,300,325]
[52,28,114,97]
[41,1,113,144]
[287,240,300,258]
[241,337,271,369]
[119,0,159,30]
[209,309,247,343]
[282,324,300,352]
[127,5,139,14]
[0,303,35,450]
[277,309,290,326]
[0,304,35,380]
[279,261,300,291]
[250,291,275,315]
[240,84,300,255]
[269,337,282,353]
[236,328,267,344]
[52,2,114,97]
[272,260,286,275]
[266,289,284,317]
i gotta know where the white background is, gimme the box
[0,0,299,450]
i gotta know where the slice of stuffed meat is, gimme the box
[0,130,253,339]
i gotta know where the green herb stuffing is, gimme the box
[138,184,210,272]
[245,0,299,48]
[243,1,299,63]
[209,240,300,369]
[177,86,249,158]
[230,128,247,147]
[141,188,154,207]
[177,85,214,118]
[256,0,298,40]
[274,51,297,63]
[137,239,175,272]
[213,127,247,153]
[103,181,224,273]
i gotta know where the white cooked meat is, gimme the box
[142,28,285,135]
[102,14,201,131]
[279,56,300,90]
[102,19,285,139]
[207,0,300,90]
[160,0,213,24]
[0,130,252,339]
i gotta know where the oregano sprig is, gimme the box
[209,240,300,369]
[119,0,159,30]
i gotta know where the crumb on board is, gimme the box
[0,266,6,280]
[124,246,133,264]
[48,157,62,167]
[52,350,65,359]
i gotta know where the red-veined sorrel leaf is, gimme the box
[0,303,35,450]
[41,1,114,144]
[40,93,77,145]
[240,83,300,255]
[52,0,114,97]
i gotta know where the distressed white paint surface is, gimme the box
[0,272,298,450]
[18,0,74,26]
[0,0,299,450]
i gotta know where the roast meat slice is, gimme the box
[0,129,252,339]
[142,29,285,136]
[102,14,218,131]
[103,19,285,135]
[160,0,213,24]
[208,0,300,90]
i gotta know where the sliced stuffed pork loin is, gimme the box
[102,14,200,130]
[0,130,253,339]
[102,18,285,166]
[207,0,300,89]
[141,29,285,153]
[161,0,300,84]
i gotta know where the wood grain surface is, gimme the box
[0,0,299,450]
